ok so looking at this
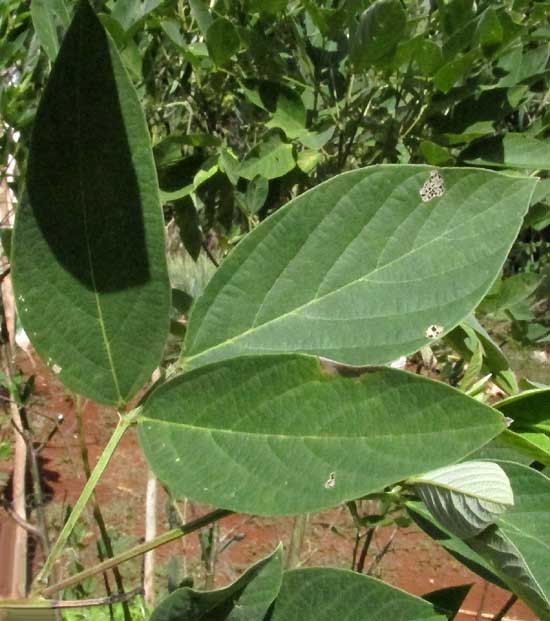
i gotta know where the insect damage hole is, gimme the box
[419,170,445,202]
[324,472,336,489]
[425,324,444,339]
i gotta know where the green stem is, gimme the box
[41,509,232,598]
[33,408,141,589]
[75,398,131,621]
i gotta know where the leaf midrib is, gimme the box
[140,415,498,443]
[185,174,529,364]
[76,11,122,405]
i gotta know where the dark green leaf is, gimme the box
[151,545,283,620]
[351,0,407,70]
[206,18,239,66]
[246,176,269,215]
[174,199,202,262]
[463,134,550,170]
[12,0,170,406]
[407,501,506,588]
[268,568,446,620]
[423,584,472,620]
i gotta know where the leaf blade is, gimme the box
[139,355,505,516]
[12,0,170,406]
[182,166,535,371]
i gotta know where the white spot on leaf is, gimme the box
[52,364,62,374]
[420,170,445,202]
[425,324,444,339]
[324,472,336,489]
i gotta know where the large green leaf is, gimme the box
[409,461,514,539]
[181,166,535,371]
[469,462,550,620]
[11,0,170,406]
[151,545,283,620]
[139,355,505,516]
[268,568,446,620]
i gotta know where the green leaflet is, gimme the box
[268,568,446,620]
[181,165,536,371]
[11,0,170,406]
[139,354,504,516]
[151,545,283,620]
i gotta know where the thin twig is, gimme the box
[202,240,219,267]
[366,527,397,575]
[493,595,518,621]
[2,502,46,548]
[0,587,144,610]
[356,528,375,573]
[75,398,132,621]
[41,509,232,597]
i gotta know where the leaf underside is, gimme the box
[139,354,504,516]
[182,165,536,372]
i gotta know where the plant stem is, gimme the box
[74,398,132,621]
[33,408,141,589]
[286,514,309,570]
[493,595,517,621]
[41,509,232,597]
[356,528,375,573]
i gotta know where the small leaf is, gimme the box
[297,149,322,173]
[31,0,60,61]
[206,18,239,66]
[268,568,446,621]
[246,176,269,215]
[266,91,307,139]
[188,0,212,37]
[476,8,503,51]
[433,51,476,93]
[416,40,443,76]
[351,0,407,70]
[238,134,295,181]
[410,461,514,539]
[151,545,283,620]
[139,355,505,516]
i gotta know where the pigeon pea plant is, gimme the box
[2,0,550,620]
